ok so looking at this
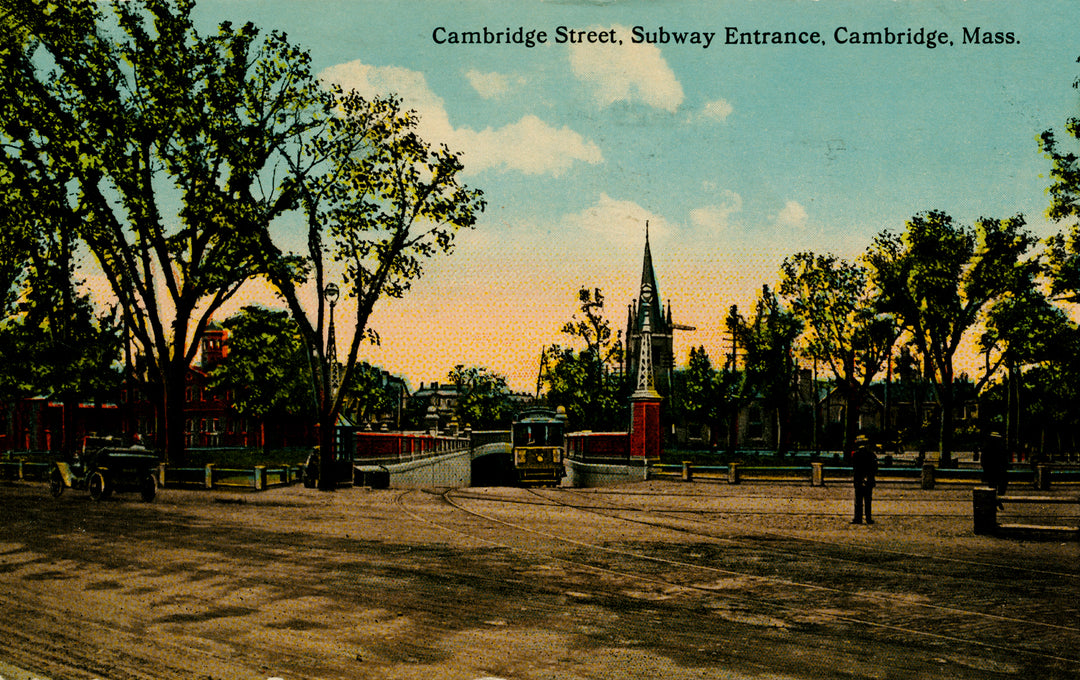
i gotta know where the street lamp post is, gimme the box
[324,282,340,398]
[317,282,342,491]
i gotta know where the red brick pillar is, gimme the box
[629,396,662,461]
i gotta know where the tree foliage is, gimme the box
[448,365,513,430]
[208,306,311,422]
[780,252,896,452]
[726,287,802,453]
[341,363,400,427]
[979,280,1076,377]
[541,287,625,431]
[0,0,335,462]
[1039,55,1080,303]
[672,345,739,448]
[865,210,1037,458]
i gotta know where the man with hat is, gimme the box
[852,434,878,524]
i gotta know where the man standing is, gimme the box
[852,435,878,524]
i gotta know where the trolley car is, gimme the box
[512,408,566,487]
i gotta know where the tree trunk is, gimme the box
[162,363,188,466]
[317,412,337,491]
[775,407,789,457]
[938,378,955,464]
[727,402,739,454]
[143,379,166,453]
[843,383,861,461]
[1007,363,1022,458]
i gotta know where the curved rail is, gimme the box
[396,486,1080,668]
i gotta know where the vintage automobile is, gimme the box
[49,435,160,502]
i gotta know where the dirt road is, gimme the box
[1,480,1078,679]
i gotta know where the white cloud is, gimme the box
[776,200,809,229]
[701,98,734,122]
[456,116,602,177]
[320,61,601,177]
[563,193,673,242]
[569,25,684,113]
[465,69,524,99]
[690,191,743,233]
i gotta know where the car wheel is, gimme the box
[140,473,157,502]
[88,471,109,501]
[49,469,64,498]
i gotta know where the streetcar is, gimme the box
[511,407,566,487]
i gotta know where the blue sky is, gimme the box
[186,0,1080,392]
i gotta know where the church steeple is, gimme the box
[641,222,658,291]
[636,222,665,336]
[628,222,664,462]
[625,222,674,397]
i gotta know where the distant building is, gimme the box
[409,381,460,432]
[408,380,534,433]
[0,397,122,454]
[119,325,308,449]
[342,370,411,431]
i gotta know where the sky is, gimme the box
[163,0,1080,393]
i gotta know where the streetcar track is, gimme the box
[524,486,1080,580]
[396,487,1080,667]
[393,489,698,595]
[506,488,1080,635]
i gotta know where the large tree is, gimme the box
[207,306,312,451]
[865,210,1037,461]
[978,277,1078,452]
[727,286,802,455]
[255,89,484,489]
[1039,55,1080,301]
[780,252,897,455]
[0,0,332,463]
[449,365,513,430]
[1,0,483,475]
[540,287,625,431]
